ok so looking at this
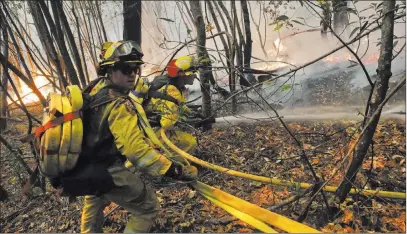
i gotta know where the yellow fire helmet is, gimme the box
[167,55,198,78]
[99,41,113,59]
[99,40,144,68]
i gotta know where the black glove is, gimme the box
[191,111,205,120]
[165,164,198,181]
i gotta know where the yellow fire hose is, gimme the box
[193,181,320,233]
[200,192,278,233]
[129,93,289,232]
[128,93,190,166]
[161,129,406,199]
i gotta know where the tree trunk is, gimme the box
[320,1,331,38]
[189,0,212,131]
[38,0,80,87]
[4,12,43,104]
[217,1,234,35]
[207,1,229,53]
[95,0,108,42]
[50,0,63,43]
[79,1,97,67]
[206,1,232,99]
[241,0,252,69]
[28,0,68,90]
[55,0,86,87]
[71,2,90,83]
[123,0,142,45]
[232,1,243,71]
[216,1,238,110]
[230,1,245,46]
[0,15,8,131]
[1,2,61,92]
[332,0,349,36]
[87,1,103,47]
[248,1,268,58]
[335,0,396,202]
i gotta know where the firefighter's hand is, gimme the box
[191,111,205,120]
[181,165,198,181]
[164,164,198,181]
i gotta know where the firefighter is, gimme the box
[78,41,198,233]
[141,56,202,154]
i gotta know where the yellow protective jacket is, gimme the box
[81,78,172,177]
[145,83,192,129]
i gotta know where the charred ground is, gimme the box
[0,105,405,233]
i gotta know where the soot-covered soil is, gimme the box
[0,111,405,233]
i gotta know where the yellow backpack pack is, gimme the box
[23,85,84,177]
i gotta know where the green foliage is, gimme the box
[269,14,293,31]
[9,176,17,185]
[273,23,283,31]
[280,84,292,92]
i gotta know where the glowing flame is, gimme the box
[273,38,285,52]
[257,38,290,70]
[10,75,53,104]
[362,53,380,64]
[323,51,380,65]
[258,62,288,71]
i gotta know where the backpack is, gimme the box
[21,78,125,195]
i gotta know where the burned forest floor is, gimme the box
[0,106,406,233]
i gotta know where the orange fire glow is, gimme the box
[10,75,53,104]
[362,53,380,64]
[323,52,380,65]
[258,62,288,71]
[274,38,285,51]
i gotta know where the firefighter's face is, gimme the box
[176,72,196,86]
[111,64,140,89]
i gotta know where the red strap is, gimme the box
[33,111,81,139]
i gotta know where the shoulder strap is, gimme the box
[143,76,181,106]
[83,76,106,94]
[150,75,170,91]
[83,85,127,110]
[147,89,180,105]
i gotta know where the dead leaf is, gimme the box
[205,24,214,32]
[334,223,343,231]
[345,226,354,232]
[321,223,335,232]
[188,190,196,199]
[313,159,319,164]
[225,223,233,232]
[303,143,313,150]
[342,209,353,224]
[252,186,278,206]
[381,212,406,232]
